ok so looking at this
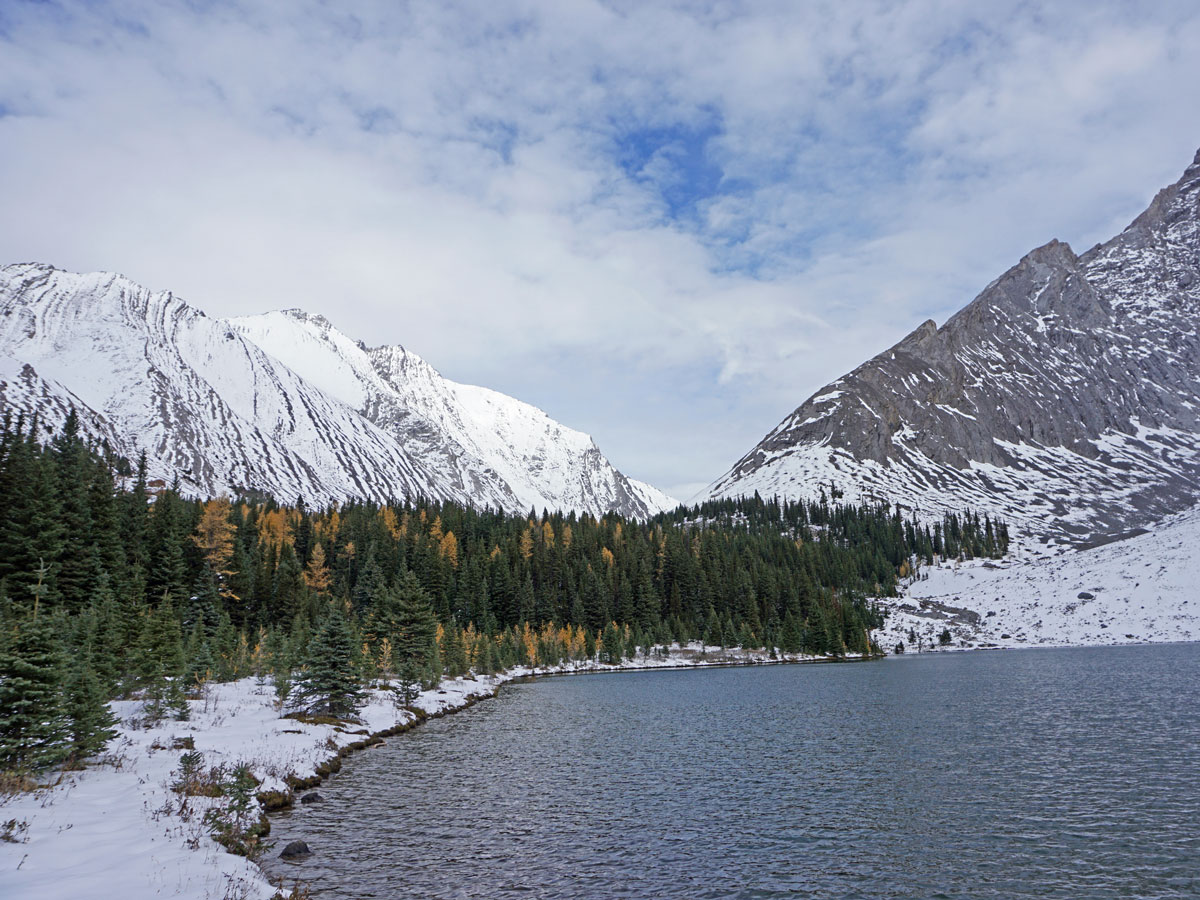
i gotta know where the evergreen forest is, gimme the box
[0,412,1008,772]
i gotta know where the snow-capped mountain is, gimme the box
[706,147,1200,547]
[0,264,674,517]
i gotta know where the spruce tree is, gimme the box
[391,571,438,705]
[442,624,469,678]
[63,644,119,763]
[291,602,363,717]
[138,595,186,721]
[185,567,222,638]
[0,573,70,771]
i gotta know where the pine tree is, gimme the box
[600,621,624,665]
[147,491,190,606]
[391,571,438,705]
[185,567,222,638]
[0,428,64,608]
[291,602,363,717]
[63,644,119,763]
[53,411,101,612]
[442,624,469,678]
[268,628,295,705]
[138,595,186,721]
[0,570,70,771]
[184,623,216,689]
[779,611,803,654]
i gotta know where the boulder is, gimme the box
[280,840,312,859]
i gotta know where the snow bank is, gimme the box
[874,504,1200,652]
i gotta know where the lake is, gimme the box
[263,645,1200,898]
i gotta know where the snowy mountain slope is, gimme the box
[706,147,1200,546]
[872,503,1200,652]
[230,309,675,516]
[0,264,674,517]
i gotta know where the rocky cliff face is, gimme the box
[0,264,674,518]
[706,148,1200,545]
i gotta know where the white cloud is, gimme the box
[1,0,1199,498]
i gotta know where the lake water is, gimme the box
[263,645,1200,899]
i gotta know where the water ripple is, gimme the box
[263,645,1200,899]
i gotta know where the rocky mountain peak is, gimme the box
[705,146,1200,546]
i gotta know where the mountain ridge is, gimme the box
[705,146,1200,546]
[0,262,674,518]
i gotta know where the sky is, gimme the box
[2,1,1199,500]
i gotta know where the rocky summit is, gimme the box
[706,148,1200,546]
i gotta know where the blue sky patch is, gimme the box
[614,115,726,222]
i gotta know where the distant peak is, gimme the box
[1023,239,1077,267]
[279,308,334,329]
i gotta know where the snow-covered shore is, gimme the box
[0,644,846,900]
[874,504,1200,652]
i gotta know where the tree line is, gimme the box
[0,411,1007,771]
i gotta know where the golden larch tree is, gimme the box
[439,530,459,568]
[380,506,403,539]
[521,622,538,666]
[303,543,333,595]
[258,509,292,550]
[192,496,236,575]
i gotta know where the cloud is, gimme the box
[1,0,1199,501]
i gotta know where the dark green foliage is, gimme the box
[291,603,364,717]
[442,622,469,678]
[599,622,625,665]
[63,646,118,762]
[390,572,439,705]
[0,594,70,771]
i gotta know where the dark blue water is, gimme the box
[264,645,1200,899]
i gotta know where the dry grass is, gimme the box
[0,769,39,798]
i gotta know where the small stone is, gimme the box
[280,840,312,859]
[1077,591,1095,600]
[299,793,323,805]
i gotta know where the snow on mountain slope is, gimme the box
[0,264,674,517]
[706,147,1200,547]
[230,309,675,516]
[872,503,1200,652]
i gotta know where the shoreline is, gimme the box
[0,644,871,900]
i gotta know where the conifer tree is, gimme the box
[291,602,363,717]
[442,624,469,678]
[351,544,387,614]
[0,569,70,771]
[63,643,119,763]
[185,567,222,638]
[391,571,438,705]
[184,622,216,689]
[138,595,186,720]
